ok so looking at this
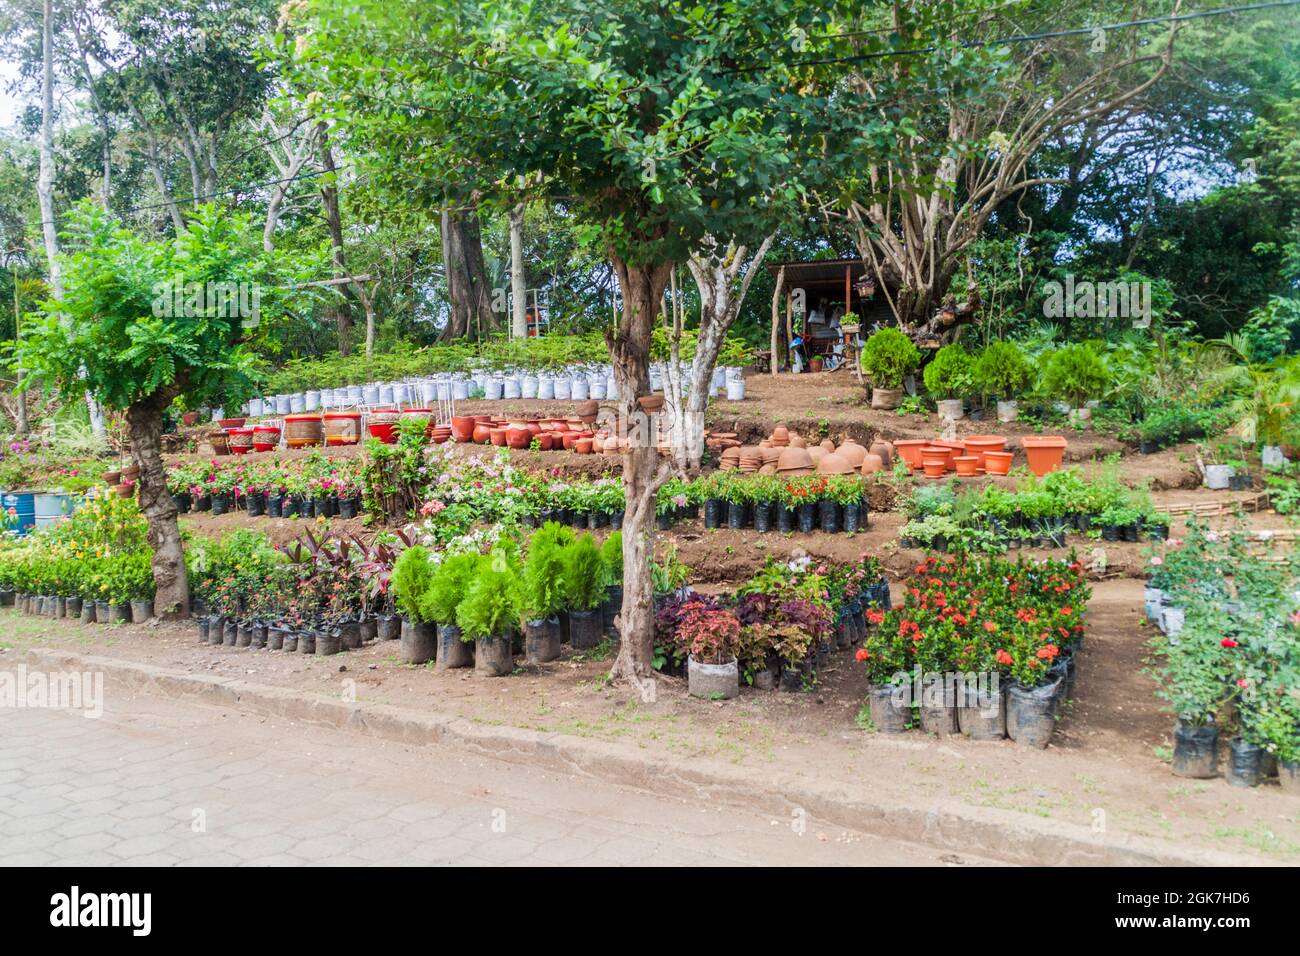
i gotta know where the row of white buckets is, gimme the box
[235,364,746,419]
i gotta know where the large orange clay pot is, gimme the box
[953,455,980,477]
[472,422,492,444]
[1022,436,1068,476]
[893,439,928,469]
[984,451,1013,476]
[506,422,532,449]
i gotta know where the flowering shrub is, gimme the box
[858,553,1089,689]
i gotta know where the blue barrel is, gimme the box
[2,491,37,535]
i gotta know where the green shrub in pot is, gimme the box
[421,552,479,625]
[391,545,434,623]
[921,343,974,401]
[858,327,921,390]
[1039,343,1110,409]
[455,548,523,640]
[560,534,605,612]
[972,340,1034,400]
[522,524,568,621]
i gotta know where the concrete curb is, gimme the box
[22,646,1263,867]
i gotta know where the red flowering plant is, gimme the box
[674,601,742,666]
[857,552,1089,690]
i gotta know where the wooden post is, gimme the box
[785,290,793,373]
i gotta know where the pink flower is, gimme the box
[1149,556,1163,566]
[420,500,446,516]
[1236,678,1249,689]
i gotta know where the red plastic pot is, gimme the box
[368,422,398,444]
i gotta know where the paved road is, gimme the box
[0,692,994,866]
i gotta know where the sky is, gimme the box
[0,56,25,129]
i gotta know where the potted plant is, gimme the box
[391,546,437,664]
[677,602,742,700]
[973,341,1034,423]
[423,552,479,668]
[859,327,921,410]
[456,548,522,677]
[599,532,623,638]
[560,534,606,650]
[922,343,974,420]
[522,524,567,663]
[1039,343,1110,420]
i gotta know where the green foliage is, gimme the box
[422,552,480,625]
[456,549,523,639]
[598,531,623,588]
[1039,343,1110,408]
[922,343,974,400]
[859,328,921,390]
[560,534,605,612]
[972,341,1034,400]
[522,522,569,620]
[391,546,434,623]
[16,202,322,414]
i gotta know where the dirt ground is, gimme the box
[3,576,1297,862]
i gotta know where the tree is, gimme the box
[294,0,892,679]
[17,202,319,614]
[839,0,1183,334]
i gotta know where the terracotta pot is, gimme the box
[817,452,854,475]
[526,420,544,438]
[789,435,807,449]
[602,436,621,455]
[807,447,826,467]
[115,482,135,498]
[219,417,246,430]
[489,427,508,447]
[1022,436,1068,476]
[771,425,790,445]
[776,447,813,472]
[921,458,947,479]
[919,445,952,470]
[506,422,532,449]
[638,394,664,413]
[472,423,492,444]
[837,440,867,468]
[893,439,928,469]
[575,437,594,454]
[451,416,477,442]
[549,420,569,432]
[953,455,980,477]
[720,447,742,470]
[104,470,122,485]
[810,356,824,373]
[963,435,1007,469]
[869,441,892,467]
[283,414,323,448]
[984,451,1013,476]
[181,411,201,427]
[861,453,884,474]
[120,465,142,481]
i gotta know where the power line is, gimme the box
[727,0,1300,73]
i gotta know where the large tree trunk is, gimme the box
[509,204,527,338]
[127,389,188,618]
[317,128,356,356]
[677,236,773,469]
[607,256,673,685]
[441,208,497,341]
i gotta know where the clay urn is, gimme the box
[861,453,885,474]
[472,422,492,444]
[576,399,599,421]
[789,434,807,449]
[603,436,621,455]
[761,447,782,466]
[807,446,826,467]
[489,427,508,447]
[820,439,836,454]
[817,452,855,476]
[836,440,867,468]
[776,446,814,474]
[869,440,892,467]
[506,421,532,449]
[638,394,664,414]
[575,437,594,455]
[771,425,790,446]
